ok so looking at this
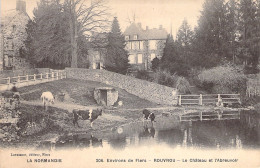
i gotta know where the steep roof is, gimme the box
[123,23,168,40]
[1,9,30,26]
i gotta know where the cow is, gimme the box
[72,108,103,128]
[142,109,156,126]
[41,91,55,111]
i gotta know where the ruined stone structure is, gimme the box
[123,23,167,71]
[0,0,31,71]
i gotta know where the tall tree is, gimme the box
[176,19,194,47]
[236,0,258,72]
[160,35,189,76]
[25,0,89,68]
[192,0,228,67]
[104,17,129,74]
[176,19,194,65]
[65,0,110,68]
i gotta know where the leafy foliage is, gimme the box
[135,70,153,81]
[153,70,178,88]
[197,64,247,94]
[104,17,129,74]
[25,0,90,69]
[176,77,191,94]
[160,35,190,76]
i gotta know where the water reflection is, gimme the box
[36,110,260,150]
[37,134,103,151]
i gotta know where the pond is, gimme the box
[37,110,260,151]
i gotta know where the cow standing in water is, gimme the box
[41,91,55,111]
[142,109,156,126]
[73,108,102,128]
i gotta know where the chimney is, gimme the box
[159,25,162,30]
[146,26,149,30]
[16,0,26,13]
[137,22,142,28]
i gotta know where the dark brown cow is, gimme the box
[73,108,102,128]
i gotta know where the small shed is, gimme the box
[94,87,118,106]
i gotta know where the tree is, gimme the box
[176,18,194,47]
[65,0,110,68]
[151,57,160,71]
[236,0,259,72]
[104,17,129,74]
[25,0,89,69]
[160,35,189,76]
[176,19,194,66]
[192,0,227,68]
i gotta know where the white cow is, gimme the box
[41,91,55,111]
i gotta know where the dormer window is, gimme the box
[125,36,130,41]
[134,35,138,40]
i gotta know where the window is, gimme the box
[128,55,135,64]
[125,36,130,41]
[134,35,138,40]
[126,42,131,49]
[139,41,143,50]
[7,40,13,50]
[137,54,143,63]
[151,53,156,61]
[149,40,156,50]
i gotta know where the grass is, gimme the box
[18,78,159,109]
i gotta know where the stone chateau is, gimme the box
[123,23,168,71]
[0,0,31,71]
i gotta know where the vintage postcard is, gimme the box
[0,0,260,167]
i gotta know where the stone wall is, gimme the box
[65,68,178,105]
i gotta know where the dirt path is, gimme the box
[20,100,126,122]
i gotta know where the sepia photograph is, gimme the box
[0,0,260,167]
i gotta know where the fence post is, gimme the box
[52,72,54,80]
[179,95,182,105]
[46,73,49,80]
[26,75,29,81]
[199,94,203,105]
[34,74,36,81]
[218,94,221,103]
[40,73,43,80]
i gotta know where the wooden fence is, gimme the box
[0,70,66,91]
[177,94,241,106]
[180,110,240,122]
[246,79,260,97]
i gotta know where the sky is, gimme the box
[1,0,205,37]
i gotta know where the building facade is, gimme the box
[0,0,31,71]
[123,23,167,71]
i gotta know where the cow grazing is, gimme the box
[41,91,55,111]
[142,109,156,126]
[73,108,102,128]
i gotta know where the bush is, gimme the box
[176,77,191,94]
[135,70,153,81]
[151,57,160,71]
[153,70,178,87]
[197,64,247,94]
